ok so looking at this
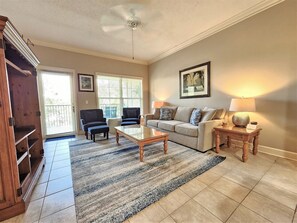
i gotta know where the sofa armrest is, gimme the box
[197,120,222,152]
[143,114,155,126]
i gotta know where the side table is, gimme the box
[214,125,262,162]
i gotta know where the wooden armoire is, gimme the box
[0,16,44,221]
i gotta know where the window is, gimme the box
[97,75,143,118]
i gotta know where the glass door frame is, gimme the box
[37,66,77,139]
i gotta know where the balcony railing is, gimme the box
[44,104,73,135]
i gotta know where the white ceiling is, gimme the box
[0,0,283,64]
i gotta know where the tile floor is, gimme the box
[3,136,297,223]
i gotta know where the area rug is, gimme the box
[69,138,225,223]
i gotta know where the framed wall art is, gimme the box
[179,61,210,98]
[78,73,94,92]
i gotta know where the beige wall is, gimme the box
[149,0,297,152]
[32,46,148,133]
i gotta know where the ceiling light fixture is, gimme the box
[127,17,140,60]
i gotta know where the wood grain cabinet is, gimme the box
[0,16,44,221]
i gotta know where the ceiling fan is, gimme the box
[100,3,154,60]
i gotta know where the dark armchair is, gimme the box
[80,109,107,139]
[121,107,141,124]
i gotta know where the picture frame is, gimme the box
[179,61,210,98]
[78,73,94,92]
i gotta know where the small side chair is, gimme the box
[121,107,141,125]
[80,109,107,139]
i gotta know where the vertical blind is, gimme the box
[97,75,143,118]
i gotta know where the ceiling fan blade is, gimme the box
[102,25,126,33]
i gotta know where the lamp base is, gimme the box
[232,113,250,127]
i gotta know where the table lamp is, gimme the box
[152,101,165,112]
[229,98,256,127]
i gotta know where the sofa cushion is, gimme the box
[147,120,160,127]
[174,107,194,123]
[158,120,184,132]
[175,123,199,137]
[190,108,202,126]
[200,110,216,122]
[160,108,174,120]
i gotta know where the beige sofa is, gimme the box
[144,106,226,152]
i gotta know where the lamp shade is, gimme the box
[152,101,165,109]
[229,98,256,112]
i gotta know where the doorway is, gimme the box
[39,70,76,138]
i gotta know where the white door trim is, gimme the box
[37,66,78,139]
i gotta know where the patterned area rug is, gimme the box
[69,137,225,223]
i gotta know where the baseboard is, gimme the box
[258,145,297,161]
[229,139,297,161]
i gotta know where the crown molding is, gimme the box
[32,39,148,65]
[149,0,285,64]
[3,20,40,67]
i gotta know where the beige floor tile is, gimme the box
[158,188,190,214]
[226,205,271,223]
[141,202,168,222]
[41,188,75,218]
[49,166,72,181]
[261,164,297,194]
[53,153,70,162]
[235,159,273,180]
[51,159,71,170]
[216,156,240,170]
[254,181,297,210]
[31,182,47,201]
[39,206,76,223]
[196,170,221,185]
[160,216,176,223]
[242,191,294,223]
[209,165,230,176]
[55,149,70,156]
[179,177,207,197]
[123,220,130,223]
[224,169,259,189]
[275,157,297,170]
[171,200,222,223]
[44,162,53,172]
[22,198,44,223]
[211,177,250,202]
[46,175,73,196]
[193,187,239,222]
[129,211,150,223]
[38,170,50,184]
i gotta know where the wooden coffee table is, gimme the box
[115,125,169,162]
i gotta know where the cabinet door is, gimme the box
[0,47,18,209]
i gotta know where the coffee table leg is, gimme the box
[116,131,119,145]
[164,137,168,154]
[139,145,144,162]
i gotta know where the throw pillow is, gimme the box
[200,109,217,122]
[160,108,174,120]
[190,108,202,126]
